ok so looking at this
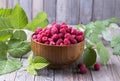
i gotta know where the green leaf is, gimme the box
[76,24,84,30]
[96,42,110,65]
[28,54,33,65]
[113,44,120,55]
[111,33,120,48]
[0,42,8,60]
[0,30,13,41]
[25,66,37,75]
[0,17,13,31]
[32,63,49,69]
[89,33,99,44]
[0,9,12,17]
[82,48,97,67]
[12,30,27,41]
[107,18,119,23]
[8,39,31,58]
[8,4,28,29]
[33,56,49,63]
[102,30,112,41]
[0,58,22,75]
[25,12,48,31]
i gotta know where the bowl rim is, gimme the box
[31,35,84,47]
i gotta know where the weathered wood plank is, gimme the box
[92,0,104,21]
[35,68,54,81]
[102,0,116,20]
[66,0,80,25]
[44,0,56,23]
[14,58,35,81]
[0,0,7,8]
[19,0,32,21]
[7,0,13,8]
[115,0,120,19]
[56,0,67,23]
[32,0,43,18]
[80,0,93,24]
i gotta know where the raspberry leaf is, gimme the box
[0,58,22,75]
[8,39,31,58]
[12,30,27,41]
[28,54,33,65]
[25,12,48,31]
[0,30,13,41]
[8,4,28,29]
[82,48,97,67]
[0,9,12,17]
[96,42,110,65]
[0,42,8,60]
[113,44,120,55]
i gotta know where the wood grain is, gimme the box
[44,0,56,23]
[80,0,93,24]
[0,0,7,8]
[115,0,120,19]
[32,0,43,18]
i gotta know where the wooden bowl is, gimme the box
[31,38,84,69]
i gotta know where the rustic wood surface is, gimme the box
[0,0,120,24]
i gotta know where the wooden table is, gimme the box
[0,30,120,81]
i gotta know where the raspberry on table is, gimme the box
[94,63,101,71]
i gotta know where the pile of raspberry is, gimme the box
[32,22,84,46]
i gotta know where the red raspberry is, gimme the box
[60,43,64,46]
[70,38,77,44]
[94,63,100,71]
[45,28,51,37]
[60,28,66,34]
[78,63,85,68]
[42,36,48,42]
[66,27,72,33]
[80,67,88,74]
[56,39,63,45]
[32,35,37,39]
[34,28,42,34]
[52,22,56,26]
[50,41,55,45]
[37,37,42,43]
[61,22,66,25]
[44,41,49,45]
[76,35,84,42]
[48,38,53,42]
[64,38,70,45]
[54,24,60,30]
[61,25,68,29]
[76,30,84,35]
[64,33,72,40]
[58,33,64,39]
[51,27,58,35]
[71,28,77,35]
[51,34,59,41]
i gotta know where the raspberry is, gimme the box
[56,39,63,45]
[64,33,72,40]
[51,27,58,35]
[64,38,70,45]
[32,35,37,39]
[76,30,84,35]
[50,41,55,45]
[52,22,56,26]
[44,41,49,45]
[60,43,64,46]
[94,63,100,71]
[78,63,85,68]
[34,27,42,34]
[58,33,64,39]
[61,22,66,25]
[80,67,88,74]
[51,34,59,41]
[48,38,53,42]
[61,25,68,29]
[70,38,77,44]
[45,28,51,37]
[71,28,77,35]
[54,24,60,30]
[42,36,48,42]
[60,28,66,34]
[76,36,84,42]
[66,27,72,33]
[37,37,42,43]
